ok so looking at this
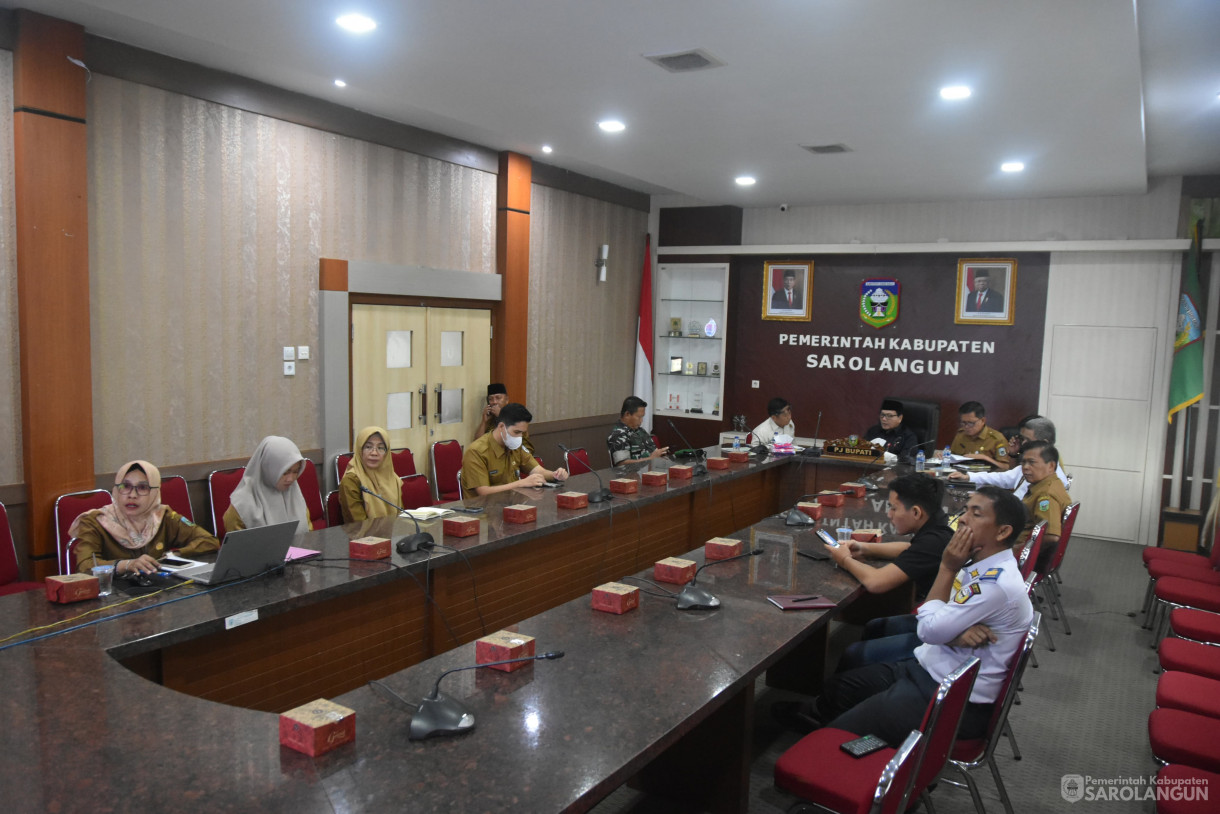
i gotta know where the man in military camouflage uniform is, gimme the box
[607,396,669,465]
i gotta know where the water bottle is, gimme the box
[733,435,741,450]
[942,445,952,472]
[915,448,926,472]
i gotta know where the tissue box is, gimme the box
[654,557,697,585]
[641,470,669,487]
[817,491,845,507]
[840,482,867,498]
[279,699,356,757]
[503,504,537,524]
[796,501,823,520]
[852,528,884,543]
[592,582,640,614]
[475,630,536,672]
[705,537,742,560]
[45,574,99,604]
[443,517,481,538]
[727,450,751,463]
[556,491,589,509]
[609,477,639,494]
[707,456,730,470]
[349,536,391,560]
[669,465,694,480]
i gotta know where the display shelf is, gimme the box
[658,335,722,341]
[654,262,729,423]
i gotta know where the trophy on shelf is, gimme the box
[712,363,720,377]
[684,361,695,376]
[697,362,708,376]
[669,317,682,337]
[687,319,701,337]
[691,392,703,414]
[733,414,749,433]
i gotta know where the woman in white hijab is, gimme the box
[224,436,311,535]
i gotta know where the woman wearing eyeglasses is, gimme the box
[72,460,219,574]
[338,426,401,523]
[223,436,311,535]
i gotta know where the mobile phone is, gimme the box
[453,506,485,514]
[840,734,888,757]
[160,557,196,570]
[816,529,840,548]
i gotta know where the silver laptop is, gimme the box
[169,520,298,585]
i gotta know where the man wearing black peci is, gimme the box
[863,399,919,460]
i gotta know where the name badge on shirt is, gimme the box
[489,469,499,476]
[953,583,982,604]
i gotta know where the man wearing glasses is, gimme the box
[752,397,796,446]
[950,401,1012,470]
[863,399,918,459]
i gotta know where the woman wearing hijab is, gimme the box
[339,426,402,523]
[72,460,219,575]
[224,436,311,535]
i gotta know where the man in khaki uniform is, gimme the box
[461,403,566,498]
[950,401,1011,470]
[1015,440,1070,573]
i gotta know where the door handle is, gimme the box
[418,385,427,426]
[434,383,443,424]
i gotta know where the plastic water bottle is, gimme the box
[915,448,926,472]
[733,435,741,451]
[942,446,952,472]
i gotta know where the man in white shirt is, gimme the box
[751,397,795,445]
[810,486,1033,746]
[949,415,1069,498]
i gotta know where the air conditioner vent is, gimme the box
[644,49,723,73]
[802,143,852,154]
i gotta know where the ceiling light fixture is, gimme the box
[598,120,626,133]
[940,85,972,100]
[336,13,377,33]
[1001,161,1025,173]
[334,79,347,88]
[541,145,553,154]
[735,176,756,186]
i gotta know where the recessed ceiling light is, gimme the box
[334,79,347,88]
[541,145,553,154]
[735,176,756,186]
[598,120,626,133]
[1001,161,1025,173]
[336,13,377,33]
[940,85,972,100]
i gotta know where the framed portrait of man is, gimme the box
[955,258,1016,325]
[762,261,813,321]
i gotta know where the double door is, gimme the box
[351,304,491,479]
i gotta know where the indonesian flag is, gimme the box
[633,235,654,432]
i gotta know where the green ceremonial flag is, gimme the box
[1168,220,1205,423]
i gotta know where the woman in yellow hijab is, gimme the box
[338,426,403,522]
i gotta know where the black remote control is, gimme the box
[840,734,888,757]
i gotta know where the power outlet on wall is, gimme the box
[751,380,760,388]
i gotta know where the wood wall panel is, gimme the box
[0,51,21,488]
[12,11,85,119]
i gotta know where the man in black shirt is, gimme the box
[863,399,919,460]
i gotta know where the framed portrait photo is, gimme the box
[762,261,813,322]
[955,258,1016,325]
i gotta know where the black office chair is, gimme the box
[885,397,940,448]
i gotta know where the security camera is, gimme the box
[779,204,789,212]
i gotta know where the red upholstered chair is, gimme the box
[774,657,981,814]
[325,490,343,528]
[1017,521,1046,581]
[430,440,463,502]
[207,467,245,543]
[1154,764,1218,814]
[0,501,41,595]
[1150,577,1220,645]
[391,448,416,477]
[158,474,194,521]
[296,459,327,530]
[1149,708,1220,774]
[564,448,593,476]
[1142,523,1220,627]
[1157,671,1220,720]
[779,730,924,814]
[942,613,1041,814]
[400,475,433,510]
[54,489,112,575]
[335,452,354,485]
[1170,608,1220,646]
[1037,501,1080,635]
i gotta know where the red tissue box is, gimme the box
[556,491,590,509]
[45,574,99,604]
[641,470,669,487]
[669,465,693,480]
[443,517,481,538]
[503,504,537,524]
[840,482,867,498]
[654,557,697,585]
[592,582,640,614]
[796,501,823,520]
[349,536,391,560]
[852,528,884,543]
[705,537,742,560]
[476,630,536,672]
[818,491,845,507]
[609,478,639,494]
[279,699,356,757]
[707,456,730,470]
[727,450,751,463]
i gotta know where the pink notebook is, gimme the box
[285,546,321,562]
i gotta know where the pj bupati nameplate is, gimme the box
[822,438,885,459]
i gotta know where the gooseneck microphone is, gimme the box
[805,410,823,457]
[361,486,435,553]
[556,443,612,503]
[667,420,708,476]
[675,548,765,611]
[409,651,566,740]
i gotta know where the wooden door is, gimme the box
[425,308,492,448]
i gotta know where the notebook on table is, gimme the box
[167,520,298,585]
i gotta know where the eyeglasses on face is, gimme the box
[115,482,153,496]
[879,412,899,419]
[959,418,982,429]
[362,443,388,453]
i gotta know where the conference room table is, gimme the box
[0,449,961,813]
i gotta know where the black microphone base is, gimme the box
[587,488,613,504]
[396,532,436,554]
[408,692,476,740]
[784,508,817,527]
[675,583,721,611]
[691,464,708,477]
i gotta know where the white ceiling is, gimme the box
[5,0,1219,206]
